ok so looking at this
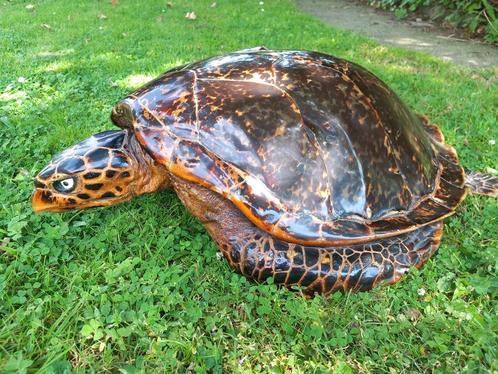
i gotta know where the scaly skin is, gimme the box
[32,130,170,213]
[465,172,498,197]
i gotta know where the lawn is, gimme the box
[0,0,497,372]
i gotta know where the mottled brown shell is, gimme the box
[111,49,466,246]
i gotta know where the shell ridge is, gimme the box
[135,98,177,140]
[300,121,335,216]
[192,70,201,142]
[410,161,443,211]
[269,56,282,85]
[326,116,367,214]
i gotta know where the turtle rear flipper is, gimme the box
[465,171,498,197]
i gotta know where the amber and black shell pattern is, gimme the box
[111,49,466,246]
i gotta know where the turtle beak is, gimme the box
[32,188,60,213]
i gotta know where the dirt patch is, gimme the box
[297,0,498,68]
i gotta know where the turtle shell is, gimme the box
[111,49,466,246]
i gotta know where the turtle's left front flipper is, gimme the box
[465,171,498,197]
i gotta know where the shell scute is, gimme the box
[435,177,466,206]
[438,153,465,187]
[169,140,239,194]
[195,78,331,217]
[273,57,417,218]
[124,71,198,141]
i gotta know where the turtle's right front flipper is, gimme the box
[465,171,498,197]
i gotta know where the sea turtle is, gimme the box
[32,48,497,295]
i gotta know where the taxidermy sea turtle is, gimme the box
[32,48,498,295]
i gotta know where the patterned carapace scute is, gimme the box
[111,49,466,246]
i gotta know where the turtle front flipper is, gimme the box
[172,175,444,295]
[465,171,498,197]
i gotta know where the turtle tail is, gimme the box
[465,171,498,197]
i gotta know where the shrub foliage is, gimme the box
[366,0,498,42]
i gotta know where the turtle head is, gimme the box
[32,130,169,213]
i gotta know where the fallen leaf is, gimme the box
[405,308,422,321]
[98,13,108,20]
[0,237,11,248]
[185,11,197,20]
[25,4,35,11]
[18,168,29,177]
[41,23,53,30]
[419,346,427,356]
[122,32,128,37]
[211,2,217,7]
[156,15,165,22]
[111,0,119,5]
[0,116,10,126]
[166,1,173,8]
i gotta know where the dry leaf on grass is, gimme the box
[0,237,11,249]
[405,308,422,322]
[185,11,197,20]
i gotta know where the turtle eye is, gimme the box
[53,177,76,193]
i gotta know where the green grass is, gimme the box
[0,0,497,372]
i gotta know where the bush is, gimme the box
[366,0,498,43]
